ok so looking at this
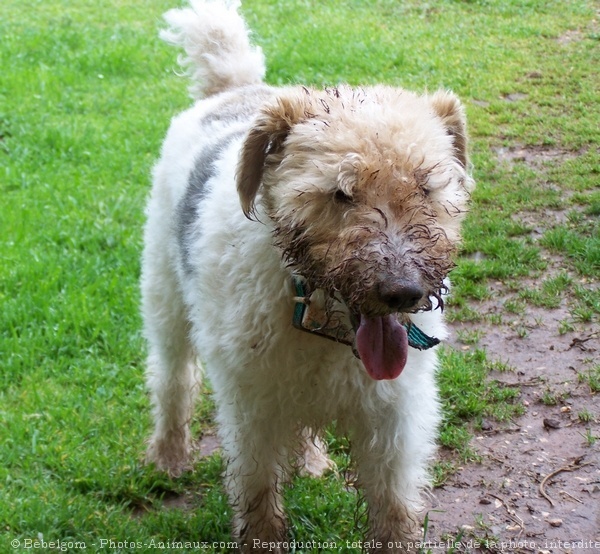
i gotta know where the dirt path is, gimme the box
[427,297,600,552]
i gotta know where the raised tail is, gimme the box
[160,0,266,99]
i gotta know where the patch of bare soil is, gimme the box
[557,30,585,45]
[492,144,584,170]
[426,296,600,552]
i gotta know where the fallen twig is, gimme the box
[495,378,542,388]
[482,426,522,435]
[559,489,583,504]
[568,331,599,350]
[539,456,593,507]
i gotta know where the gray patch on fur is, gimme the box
[178,131,244,273]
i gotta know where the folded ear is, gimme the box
[429,90,469,168]
[237,91,310,218]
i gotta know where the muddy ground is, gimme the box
[426,289,599,553]
[419,142,599,552]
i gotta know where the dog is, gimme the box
[141,1,474,551]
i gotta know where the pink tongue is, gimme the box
[356,315,408,380]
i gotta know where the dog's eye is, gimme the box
[333,189,353,204]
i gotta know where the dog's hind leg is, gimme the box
[142,243,199,476]
[295,427,336,478]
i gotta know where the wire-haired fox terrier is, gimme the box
[141,1,474,551]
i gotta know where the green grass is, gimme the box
[437,349,524,465]
[1,0,599,551]
[578,365,600,394]
[518,272,573,309]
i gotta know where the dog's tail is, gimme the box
[160,0,266,99]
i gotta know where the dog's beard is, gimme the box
[277,226,453,380]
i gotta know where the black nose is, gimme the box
[378,280,424,311]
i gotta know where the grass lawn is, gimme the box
[1,0,598,551]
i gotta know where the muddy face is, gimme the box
[270,153,458,320]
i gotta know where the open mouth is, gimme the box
[292,278,440,381]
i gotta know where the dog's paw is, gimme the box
[145,435,192,477]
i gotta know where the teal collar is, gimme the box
[292,277,440,351]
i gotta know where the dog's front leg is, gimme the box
[363,499,420,554]
[218,409,290,553]
[349,394,438,553]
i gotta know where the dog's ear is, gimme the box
[237,91,310,218]
[429,90,469,168]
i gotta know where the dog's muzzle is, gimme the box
[291,277,439,380]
